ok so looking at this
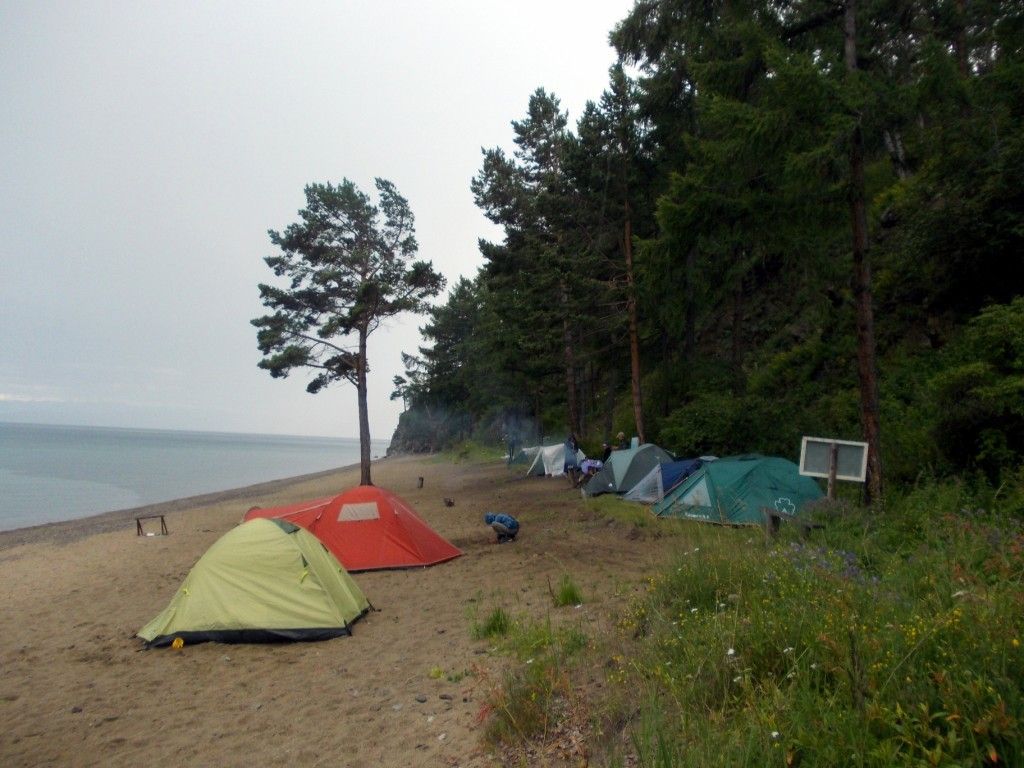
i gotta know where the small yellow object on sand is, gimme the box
[171,637,184,650]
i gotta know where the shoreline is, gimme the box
[0,457,390,551]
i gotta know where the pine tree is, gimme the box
[253,179,444,484]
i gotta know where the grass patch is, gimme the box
[476,478,1024,766]
[441,439,504,464]
[476,613,592,747]
[613,480,1024,766]
[585,495,658,527]
[473,607,512,640]
[552,574,584,607]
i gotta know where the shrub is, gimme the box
[931,298,1024,481]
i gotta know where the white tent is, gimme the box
[526,443,586,477]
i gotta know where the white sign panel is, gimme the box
[799,436,868,482]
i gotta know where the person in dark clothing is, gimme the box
[563,434,580,485]
[505,429,519,464]
[601,442,612,462]
[484,512,520,543]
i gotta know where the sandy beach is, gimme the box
[0,453,678,767]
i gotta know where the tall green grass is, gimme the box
[474,479,1024,766]
[472,609,591,745]
[617,481,1024,766]
[473,606,512,639]
[552,573,584,607]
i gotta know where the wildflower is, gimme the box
[733,675,742,682]
[525,658,534,665]
[726,648,735,657]
[690,608,698,614]
[1013,638,1020,648]
[783,647,794,654]
[771,731,780,739]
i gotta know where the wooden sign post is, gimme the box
[800,436,868,499]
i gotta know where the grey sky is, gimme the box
[0,1,634,440]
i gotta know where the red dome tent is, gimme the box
[244,485,461,572]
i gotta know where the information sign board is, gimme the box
[799,436,868,482]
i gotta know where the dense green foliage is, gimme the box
[392,0,1024,485]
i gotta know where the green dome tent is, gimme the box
[138,518,370,647]
[583,443,674,497]
[651,455,823,524]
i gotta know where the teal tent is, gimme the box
[652,455,823,524]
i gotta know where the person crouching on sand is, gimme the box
[484,512,519,543]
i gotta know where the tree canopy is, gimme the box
[254,178,444,484]
[390,0,1024,491]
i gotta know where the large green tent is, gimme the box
[651,455,823,524]
[138,518,370,647]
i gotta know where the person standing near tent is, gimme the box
[505,424,519,464]
[563,434,580,486]
[615,432,629,450]
[484,512,519,543]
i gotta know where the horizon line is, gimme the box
[0,419,391,444]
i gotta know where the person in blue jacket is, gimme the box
[484,512,519,543]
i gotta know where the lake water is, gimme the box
[0,422,390,531]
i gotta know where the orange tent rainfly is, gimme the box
[244,485,461,572]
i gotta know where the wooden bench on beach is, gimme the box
[136,514,168,536]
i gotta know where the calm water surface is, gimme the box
[0,422,389,531]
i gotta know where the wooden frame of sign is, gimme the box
[799,436,868,499]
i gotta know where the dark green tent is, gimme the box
[652,455,823,524]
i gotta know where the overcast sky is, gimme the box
[0,1,635,441]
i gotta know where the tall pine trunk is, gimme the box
[845,0,883,506]
[624,202,645,443]
[604,367,617,441]
[357,327,373,486]
[560,280,580,436]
